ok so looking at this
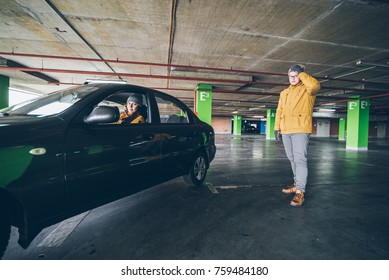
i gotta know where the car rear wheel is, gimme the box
[0,211,11,259]
[183,152,208,186]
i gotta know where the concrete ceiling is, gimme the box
[1,0,389,119]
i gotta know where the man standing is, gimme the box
[274,64,321,206]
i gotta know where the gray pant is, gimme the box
[282,133,310,193]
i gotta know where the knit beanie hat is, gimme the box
[288,64,305,74]
[126,94,143,106]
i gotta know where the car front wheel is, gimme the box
[0,211,11,259]
[184,152,208,186]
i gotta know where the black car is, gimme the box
[0,83,216,258]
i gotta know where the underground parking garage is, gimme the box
[1,1,389,278]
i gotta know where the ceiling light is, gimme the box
[356,60,389,68]
[232,111,239,114]
[249,107,265,111]
[318,108,336,112]
[85,79,127,84]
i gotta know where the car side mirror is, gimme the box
[85,105,120,124]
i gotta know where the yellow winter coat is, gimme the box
[274,72,320,134]
[117,111,145,124]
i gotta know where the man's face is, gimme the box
[288,71,300,86]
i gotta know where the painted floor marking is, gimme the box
[206,182,219,194]
[37,211,90,247]
[206,183,254,194]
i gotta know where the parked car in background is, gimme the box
[0,83,216,258]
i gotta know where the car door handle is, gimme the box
[142,133,155,140]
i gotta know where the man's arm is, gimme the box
[299,72,321,96]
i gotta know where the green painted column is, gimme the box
[233,115,242,135]
[346,99,370,150]
[194,84,212,125]
[266,109,276,139]
[338,117,346,141]
[0,75,10,109]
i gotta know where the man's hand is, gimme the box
[274,130,282,141]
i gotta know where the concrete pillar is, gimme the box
[266,109,276,139]
[339,117,346,141]
[0,75,10,109]
[346,99,370,150]
[233,115,242,135]
[194,84,212,125]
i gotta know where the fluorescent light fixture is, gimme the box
[318,108,336,112]
[249,107,265,111]
[253,115,264,118]
[356,60,389,68]
[85,79,127,84]
[232,111,239,114]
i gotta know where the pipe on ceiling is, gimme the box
[3,65,389,95]
[0,65,289,87]
[5,51,389,87]
[316,92,389,106]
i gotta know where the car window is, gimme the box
[97,91,148,124]
[1,85,98,117]
[154,94,190,124]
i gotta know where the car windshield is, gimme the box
[0,85,99,117]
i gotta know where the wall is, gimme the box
[212,117,231,134]
[376,122,386,138]
[316,119,331,137]
[330,119,339,137]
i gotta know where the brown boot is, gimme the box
[282,183,296,194]
[290,190,304,206]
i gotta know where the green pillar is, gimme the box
[266,109,276,139]
[194,84,212,125]
[338,117,346,141]
[346,99,370,150]
[0,75,10,109]
[233,115,242,135]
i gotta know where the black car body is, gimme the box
[0,83,216,257]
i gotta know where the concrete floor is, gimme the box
[3,134,389,260]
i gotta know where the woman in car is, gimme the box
[117,94,145,124]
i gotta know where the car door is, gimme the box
[64,90,162,210]
[153,92,202,179]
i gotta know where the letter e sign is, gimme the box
[349,101,357,110]
[200,91,209,101]
[361,101,368,110]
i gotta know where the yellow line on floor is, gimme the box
[206,182,219,194]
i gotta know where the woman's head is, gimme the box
[126,94,143,115]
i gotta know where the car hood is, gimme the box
[0,114,51,124]
[0,115,66,146]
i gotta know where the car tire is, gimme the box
[183,152,208,186]
[0,211,11,259]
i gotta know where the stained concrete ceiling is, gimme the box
[1,0,389,119]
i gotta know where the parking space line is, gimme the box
[206,183,255,194]
[218,185,254,189]
[206,182,219,194]
[37,211,90,247]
